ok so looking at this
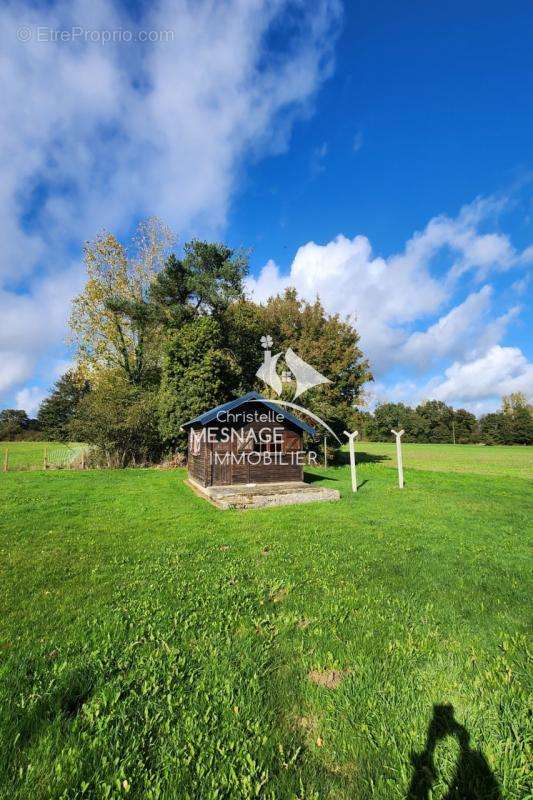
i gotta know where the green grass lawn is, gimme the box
[352,441,533,480]
[0,441,88,471]
[0,451,531,799]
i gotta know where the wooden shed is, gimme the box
[182,391,316,487]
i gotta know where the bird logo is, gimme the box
[256,336,331,400]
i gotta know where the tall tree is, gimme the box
[502,392,532,415]
[220,299,265,394]
[510,406,533,444]
[351,410,377,441]
[416,400,455,443]
[453,408,479,443]
[37,371,89,441]
[149,241,248,328]
[480,412,511,445]
[70,371,162,466]
[372,403,424,441]
[158,317,241,448]
[0,409,31,440]
[480,395,533,445]
[69,218,174,386]
[502,393,533,444]
[260,289,372,436]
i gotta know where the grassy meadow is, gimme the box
[0,441,88,471]
[353,441,533,480]
[0,447,531,799]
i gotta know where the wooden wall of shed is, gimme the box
[187,431,208,486]
[238,425,303,485]
[187,406,307,486]
[230,415,301,485]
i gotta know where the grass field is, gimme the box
[0,448,531,799]
[3,440,532,480]
[353,441,533,480]
[0,441,88,471]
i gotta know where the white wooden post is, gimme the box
[391,429,405,488]
[343,430,359,492]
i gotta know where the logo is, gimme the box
[254,336,341,444]
[256,335,331,400]
[187,335,341,475]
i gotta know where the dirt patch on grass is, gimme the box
[269,587,289,603]
[295,714,317,733]
[308,668,349,689]
[293,715,325,750]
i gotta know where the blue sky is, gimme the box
[0,0,532,415]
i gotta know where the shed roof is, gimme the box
[181,391,316,436]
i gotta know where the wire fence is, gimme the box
[1,442,92,472]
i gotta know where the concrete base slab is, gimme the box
[185,478,340,509]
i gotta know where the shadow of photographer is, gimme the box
[406,704,502,800]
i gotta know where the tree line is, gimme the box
[353,393,532,445]
[3,392,531,449]
[1,219,371,464]
[1,218,531,456]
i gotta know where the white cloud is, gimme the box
[248,231,445,372]
[0,0,341,405]
[365,379,420,409]
[401,287,493,368]
[427,346,533,410]
[401,287,521,369]
[15,386,47,417]
[368,344,533,414]
[0,265,83,397]
[0,352,33,394]
[0,0,341,281]
[517,244,533,265]
[512,275,529,295]
[247,198,532,374]
[247,196,533,412]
